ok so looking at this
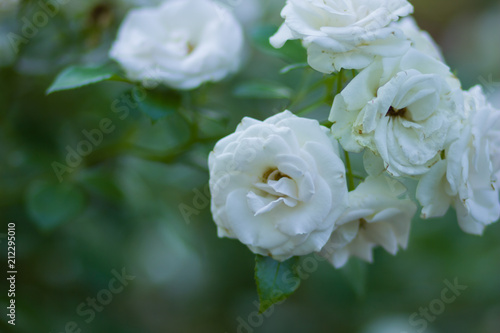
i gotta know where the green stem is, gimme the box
[344,150,355,191]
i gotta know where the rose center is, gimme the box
[359,218,368,230]
[246,167,300,216]
[386,106,407,118]
[187,42,195,55]
[262,168,291,183]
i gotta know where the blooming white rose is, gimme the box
[270,0,414,73]
[417,86,500,235]
[319,175,416,268]
[209,111,349,261]
[109,0,244,90]
[330,48,464,177]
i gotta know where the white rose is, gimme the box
[209,111,349,261]
[319,175,416,268]
[109,0,244,90]
[417,86,500,234]
[270,0,414,73]
[224,0,263,28]
[329,48,464,177]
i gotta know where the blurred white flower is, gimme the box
[320,175,416,268]
[417,86,500,235]
[119,0,167,7]
[109,0,244,90]
[330,48,464,177]
[362,315,439,333]
[120,0,262,27]
[270,0,413,73]
[395,16,444,62]
[217,0,263,28]
[209,111,348,261]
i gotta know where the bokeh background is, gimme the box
[1,0,499,332]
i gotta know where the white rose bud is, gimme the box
[417,86,500,235]
[110,0,244,90]
[320,175,416,268]
[270,0,414,73]
[209,111,349,261]
[330,48,464,177]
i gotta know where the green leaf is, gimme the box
[46,64,127,94]
[280,62,310,74]
[197,108,230,139]
[251,25,307,63]
[76,170,123,202]
[27,180,86,231]
[341,258,368,297]
[234,81,293,99]
[255,255,301,313]
[131,112,191,154]
[132,89,181,121]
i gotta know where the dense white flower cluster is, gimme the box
[109,0,500,267]
[268,0,499,266]
[207,0,499,266]
[417,86,500,235]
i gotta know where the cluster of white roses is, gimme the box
[109,0,499,268]
[208,0,500,268]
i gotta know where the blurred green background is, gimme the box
[1,1,499,332]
